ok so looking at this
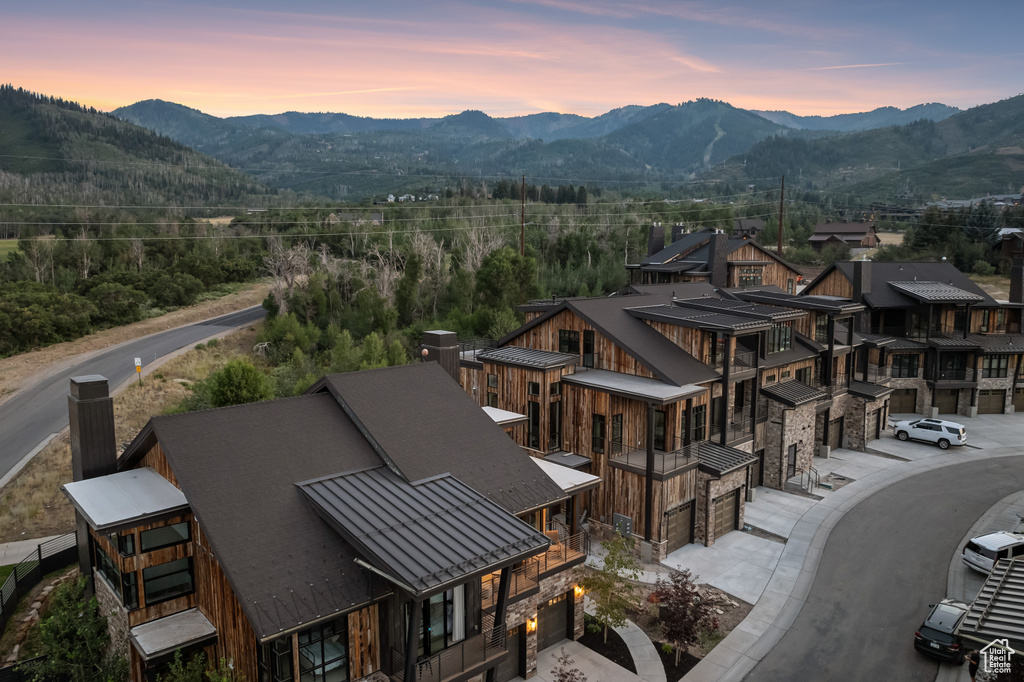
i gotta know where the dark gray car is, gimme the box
[914,598,969,662]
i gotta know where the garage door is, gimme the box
[713,490,739,540]
[537,592,570,653]
[751,450,764,488]
[664,503,693,554]
[935,389,959,414]
[978,389,1006,414]
[890,389,917,414]
[493,624,523,682]
[1014,388,1024,412]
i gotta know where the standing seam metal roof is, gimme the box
[299,468,550,597]
[476,346,580,368]
[958,558,1024,650]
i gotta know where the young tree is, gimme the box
[580,534,642,643]
[207,358,275,407]
[654,568,718,666]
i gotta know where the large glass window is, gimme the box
[527,402,541,449]
[591,414,606,453]
[892,354,919,378]
[814,316,829,344]
[653,411,666,451]
[690,404,706,443]
[738,267,763,288]
[140,522,190,553]
[611,414,623,455]
[582,330,595,367]
[548,401,562,450]
[983,355,1009,378]
[95,544,121,595]
[559,330,580,354]
[408,586,465,659]
[142,557,194,605]
[766,323,793,354]
[259,638,295,682]
[299,617,349,682]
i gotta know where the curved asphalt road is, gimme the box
[745,454,1024,682]
[0,306,266,483]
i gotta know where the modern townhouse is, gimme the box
[61,363,591,682]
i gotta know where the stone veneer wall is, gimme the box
[93,574,130,652]
[890,376,931,414]
[502,568,584,679]
[841,393,888,451]
[763,400,816,489]
[694,469,747,547]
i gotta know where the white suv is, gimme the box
[891,418,967,449]
[962,531,1024,573]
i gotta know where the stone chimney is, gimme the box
[68,375,116,591]
[671,223,686,243]
[647,222,665,257]
[1011,259,1024,304]
[852,260,872,304]
[69,375,117,482]
[708,231,728,288]
[420,330,460,382]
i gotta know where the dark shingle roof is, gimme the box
[697,442,756,476]
[641,230,713,265]
[825,262,999,309]
[477,346,579,369]
[321,363,566,514]
[761,380,827,407]
[142,394,382,640]
[299,467,549,598]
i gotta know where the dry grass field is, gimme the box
[0,327,260,543]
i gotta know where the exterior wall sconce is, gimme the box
[574,585,585,598]
[527,617,537,633]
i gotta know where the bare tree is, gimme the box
[263,238,313,312]
[73,227,98,280]
[22,237,54,283]
[458,225,505,274]
[360,244,404,304]
[410,229,451,316]
[130,238,145,272]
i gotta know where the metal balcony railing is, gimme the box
[863,365,891,383]
[391,613,506,682]
[709,416,755,444]
[480,563,538,610]
[609,437,698,475]
[934,368,973,382]
[710,349,757,374]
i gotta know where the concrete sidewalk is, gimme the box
[0,535,63,566]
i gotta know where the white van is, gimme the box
[962,531,1024,573]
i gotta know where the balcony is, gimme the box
[709,416,754,444]
[534,530,589,576]
[391,613,507,682]
[933,367,974,382]
[480,563,538,610]
[710,349,757,375]
[863,365,891,384]
[609,438,698,477]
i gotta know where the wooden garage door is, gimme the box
[890,389,917,414]
[935,389,959,414]
[713,490,739,540]
[537,592,570,653]
[828,417,844,451]
[978,389,1006,414]
[1014,388,1024,412]
[494,624,523,682]
[664,503,693,554]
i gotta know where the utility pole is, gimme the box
[777,175,785,256]
[520,174,526,256]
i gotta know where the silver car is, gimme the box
[891,418,967,449]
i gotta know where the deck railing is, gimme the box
[710,349,757,374]
[390,613,506,682]
[610,438,698,475]
[0,534,76,634]
[480,563,538,610]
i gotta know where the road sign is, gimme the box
[134,358,142,368]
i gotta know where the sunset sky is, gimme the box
[3,0,1020,120]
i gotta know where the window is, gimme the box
[980,312,990,333]
[527,402,540,449]
[814,316,829,344]
[653,411,666,451]
[738,267,763,288]
[408,586,465,658]
[997,309,1006,332]
[892,354,919,378]
[113,532,135,557]
[781,370,791,380]
[983,355,1009,378]
[764,374,777,384]
[558,329,580,354]
[787,279,795,295]
[591,414,606,453]
[766,323,792,354]
[549,381,561,396]
[487,374,498,389]
[486,392,498,407]
[582,330,595,367]
[548,401,562,450]
[527,381,540,396]
[690,404,706,443]
[142,557,194,605]
[259,638,295,682]
[299,616,349,682]
[140,522,190,553]
[95,544,121,595]
[795,367,811,385]
[122,572,139,610]
[611,414,623,455]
